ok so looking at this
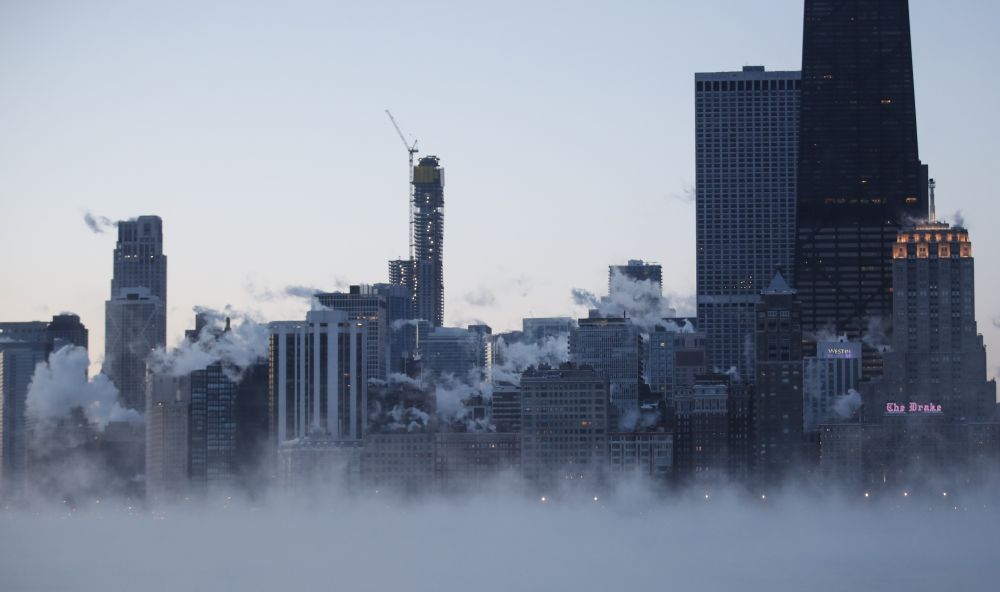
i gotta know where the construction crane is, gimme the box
[385,109,419,181]
[385,109,420,256]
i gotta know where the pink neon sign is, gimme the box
[885,402,943,415]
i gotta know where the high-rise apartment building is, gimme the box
[753,273,804,480]
[696,66,801,379]
[268,310,367,443]
[797,1,928,343]
[389,156,445,328]
[412,156,445,327]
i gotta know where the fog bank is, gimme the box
[1,488,997,592]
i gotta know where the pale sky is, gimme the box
[1,0,998,379]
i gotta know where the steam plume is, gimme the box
[26,345,141,429]
[150,308,268,382]
[82,212,115,234]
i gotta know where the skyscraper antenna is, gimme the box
[928,178,937,223]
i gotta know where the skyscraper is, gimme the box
[188,362,238,491]
[45,314,89,351]
[753,272,804,480]
[0,340,48,497]
[317,285,390,383]
[0,316,89,498]
[412,156,445,327]
[875,222,995,421]
[570,315,643,418]
[389,156,445,328]
[111,216,167,306]
[796,0,927,343]
[104,287,165,410]
[105,215,167,408]
[421,325,492,383]
[696,66,800,380]
[145,374,190,501]
[268,310,368,443]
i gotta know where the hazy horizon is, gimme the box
[3,477,999,592]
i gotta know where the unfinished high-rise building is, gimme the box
[389,156,445,328]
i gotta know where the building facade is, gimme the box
[317,285,390,383]
[803,340,862,433]
[609,432,674,480]
[673,378,730,480]
[421,325,492,382]
[0,340,48,496]
[145,375,190,501]
[519,364,609,487]
[696,66,800,381]
[644,319,706,401]
[269,310,368,444]
[753,273,804,480]
[570,316,642,417]
[491,382,521,433]
[105,216,167,408]
[796,0,928,346]
[875,223,994,421]
[104,287,166,410]
[389,156,445,328]
[609,260,662,295]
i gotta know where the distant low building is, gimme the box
[609,432,673,480]
[520,364,609,487]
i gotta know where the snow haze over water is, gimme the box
[2,485,997,592]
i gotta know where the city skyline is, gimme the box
[2,1,999,381]
[3,2,1000,588]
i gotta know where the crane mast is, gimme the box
[385,110,419,258]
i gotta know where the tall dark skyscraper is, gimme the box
[796,0,928,342]
[104,215,167,409]
[389,156,445,328]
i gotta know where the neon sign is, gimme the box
[885,402,943,415]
